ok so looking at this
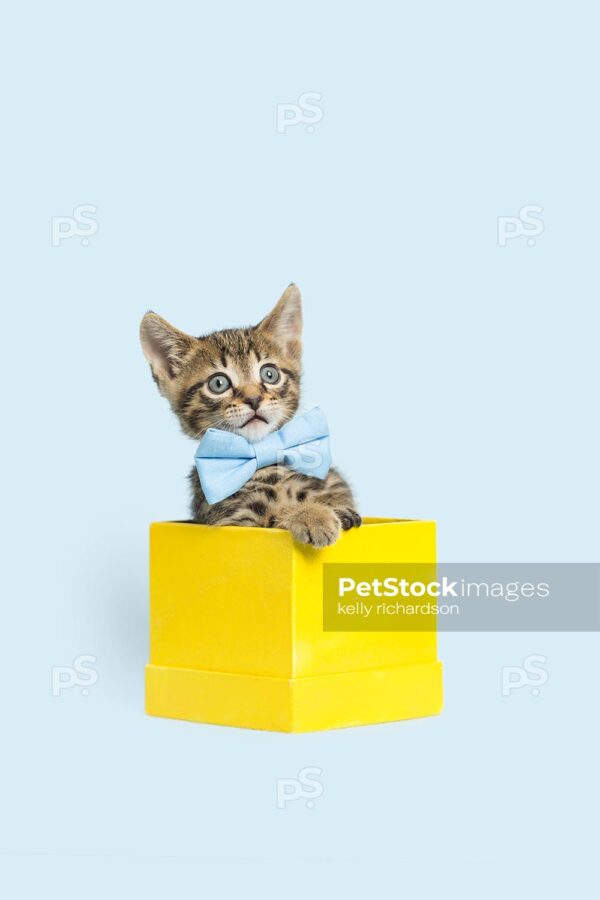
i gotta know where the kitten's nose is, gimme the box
[244,395,262,411]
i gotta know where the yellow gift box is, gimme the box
[145,518,443,732]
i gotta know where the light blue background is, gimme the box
[1,1,598,897]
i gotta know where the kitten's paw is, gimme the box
[286,505,341,548]
[334,508,362,531]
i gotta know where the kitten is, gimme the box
[140,284,361,547]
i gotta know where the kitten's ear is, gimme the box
[256,283,302,356]
[139,312,196,381]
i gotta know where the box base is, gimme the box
[146,661,443,733]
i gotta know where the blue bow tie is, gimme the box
[194,407,331,505]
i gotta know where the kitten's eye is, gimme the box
[260,364,281,385]
[207,373,231,394]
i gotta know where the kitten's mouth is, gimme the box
[241,414,268,427]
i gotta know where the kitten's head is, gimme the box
[140,284,302,443]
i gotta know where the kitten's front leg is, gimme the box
[276,468,361,548]
[276,501,342,548]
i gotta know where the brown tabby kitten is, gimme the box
[140,284,361,547]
